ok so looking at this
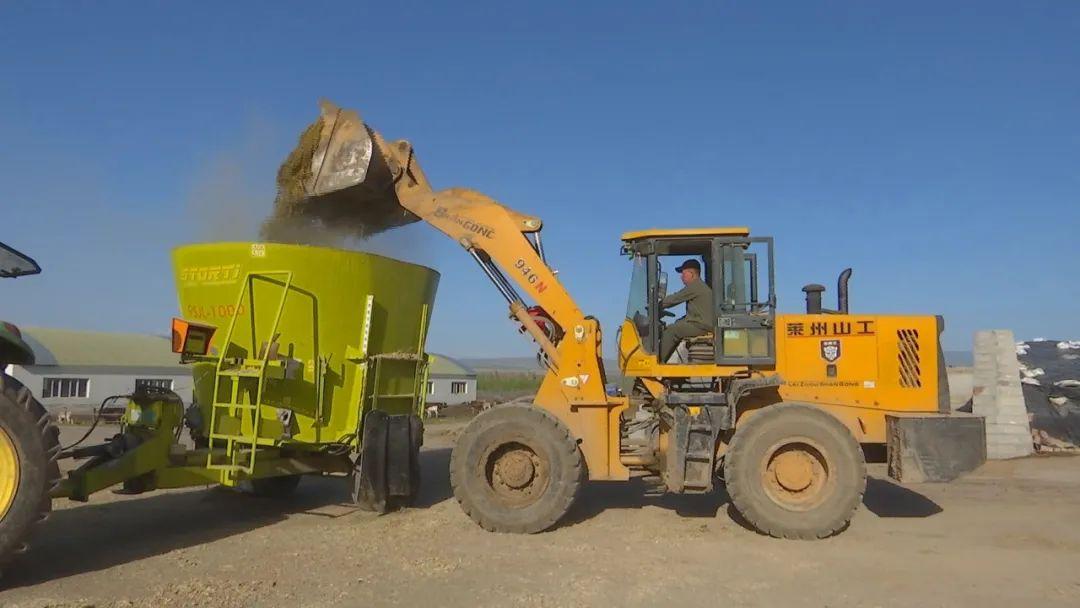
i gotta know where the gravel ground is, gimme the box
[1,423,1078,607]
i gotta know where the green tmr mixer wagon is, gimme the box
[0,242,439,571]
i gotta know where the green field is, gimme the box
[475,368,624,401]
[476,371,543,400]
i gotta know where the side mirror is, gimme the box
[0,242,41,278]
[658,271,669,300]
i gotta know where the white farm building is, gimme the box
[4,327,194,414]
[426,354,477,406]
[4,328,479,414]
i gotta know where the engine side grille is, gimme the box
[897,329,922,388]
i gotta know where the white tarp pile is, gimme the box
[1017,339,1080,452]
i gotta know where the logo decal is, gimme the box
[433,206,496,238]
[820,339,841,363]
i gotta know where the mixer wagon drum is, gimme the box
[173,242,439,510]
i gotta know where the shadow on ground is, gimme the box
[1,448,452,589]
[563,480,725,528]
[861,477,943,518]
[561,474,942,532]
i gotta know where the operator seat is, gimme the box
[685,333,714,363]
[666,333,714,364]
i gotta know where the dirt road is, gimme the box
[2,423,1079,607]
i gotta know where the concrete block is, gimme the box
[985,415,1033,425]
[972,330,1034,459]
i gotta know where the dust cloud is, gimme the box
[186,119,277,243]
[186,115,433,266]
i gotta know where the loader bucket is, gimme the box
[263,100,420,240]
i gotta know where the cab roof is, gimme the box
[620,227,750,241]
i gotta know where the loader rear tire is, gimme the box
[451,404,583,534]
[724,402,865,540]
[0,373,60,570]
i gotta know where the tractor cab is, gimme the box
[619,227,776,370]
[0,242,41,365]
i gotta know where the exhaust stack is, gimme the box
[802,284,825,314]
[837,268,852,314]
[803,268,853,315]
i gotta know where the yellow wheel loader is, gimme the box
[277,101,985,539]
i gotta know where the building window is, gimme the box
[136,378,174,392]
[427,381,435,395]
[42,378,89,399]
[451,381,467,395]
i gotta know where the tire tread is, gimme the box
[450,404,582,534]
[0,373,61,570]
[724,402,866,540]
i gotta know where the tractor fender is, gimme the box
[0,326,34,366]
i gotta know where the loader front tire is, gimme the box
[451,404,583,534]
[724,402,865,540]
[0,373,60,570]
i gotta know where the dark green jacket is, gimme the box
[661,279,714,329]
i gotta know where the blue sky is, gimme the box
[2,1,1078,357]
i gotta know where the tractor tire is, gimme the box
[450,404,583,534]
[244,474,302,499]
[724,402,865,540]
[0,373,60,570]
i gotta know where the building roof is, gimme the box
[428,353,476,378]
[18,327,476,378]
[621,227,750,241]
[20,327,184,369]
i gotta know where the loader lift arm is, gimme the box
[299,102,627,479]
[375,135,583,361]
[387,149,573,367]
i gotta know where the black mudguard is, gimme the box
[353,410,423,512]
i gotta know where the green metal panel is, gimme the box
[172,243,439,452]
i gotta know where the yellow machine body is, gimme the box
[774,313,945,441]
[278,101,979,493]
[619,312,946,446]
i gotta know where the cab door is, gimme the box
[712,237,776,366]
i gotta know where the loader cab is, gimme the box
[620,227,776,367]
